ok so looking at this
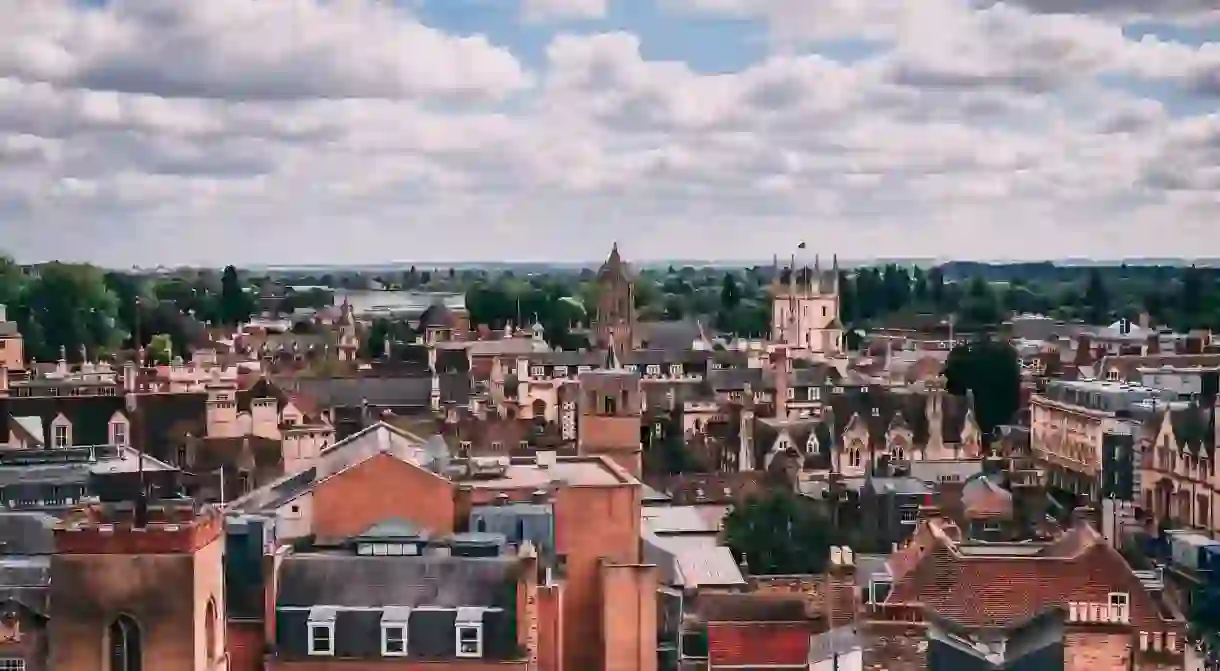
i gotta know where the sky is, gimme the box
[0,0,1218,267]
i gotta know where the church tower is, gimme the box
[770,254,844,356]
[593,243,638,355]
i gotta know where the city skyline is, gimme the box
[0,0,1218,266]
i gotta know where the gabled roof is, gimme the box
[228,422,430,513]
[885,520,1179,631]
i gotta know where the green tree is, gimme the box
[723,490,834,575]
[16,263,120,361]
[719,272,741,311]
[1083,268,1110,325]
[148,334,174,364]
[943,337,1022,441]
[219,265,253,326]
[959,276,1000,325]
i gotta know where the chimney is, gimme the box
[537,450,557,470]
[771,347,789,419]
[1146,334,1160,355]
[917,492,942,521]
[1138,312,1151,330]
[454,485,474,532]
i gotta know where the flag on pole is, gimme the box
[797,242,807,249]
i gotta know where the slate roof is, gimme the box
[636,320,704,350]
[0,512,56,555]
[0,557,49,615]
[276,554,519,609]
[0,393,126,447]
[419,303,459,329]
[283,373,470,409]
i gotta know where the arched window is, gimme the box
[205,598,218,662]
[109,614,142,671]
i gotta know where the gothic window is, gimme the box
[108,615,142,671]
[205,598,218,662]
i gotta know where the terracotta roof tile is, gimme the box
[885,522,1181,632]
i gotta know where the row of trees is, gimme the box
[0,256,258,363]
[5,252,1220,365]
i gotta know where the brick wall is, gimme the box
[311,452,457,540]
[227,620,264,671]
[748,573,858,625]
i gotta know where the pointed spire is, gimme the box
[605,336,622,370]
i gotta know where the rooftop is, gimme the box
[465,456,629,489]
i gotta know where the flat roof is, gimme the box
[468,457,627,489]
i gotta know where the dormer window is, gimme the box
[530,366,544,378]
[307,608,337,656]
[51,414,72,448]
[381,607,411,657]
[646,364,661,376]
[670,364,682,376]
[554,366,568,377]
[455,610,484,658]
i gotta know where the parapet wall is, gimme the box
[55,506,224,554]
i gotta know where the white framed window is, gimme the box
[0,659,25,671]
[869,580,892,605]
[832,386,844,395]
[1105,369,1120,381]
[456,624,483,658]
[808,387,821,401]
[530,366,545,378]
[1108,592,1130,622]
[577,365,591,373]
[786,387,795,400]
[53,425,69,448]
[899,509,918,523]
[625,365,638,372]
[307,622,335,656]
[381,623,408,656]
[554,366,568,376]
[871,407,880,417]
[110,421,128,447]
[983,522,1003,533]
[670,364,682,376]
[646,364,661,376]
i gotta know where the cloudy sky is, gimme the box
[0,0,1218,267]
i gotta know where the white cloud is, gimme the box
[0,0,1216,265]
[522,0,609,23]
[0,0,529,101]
